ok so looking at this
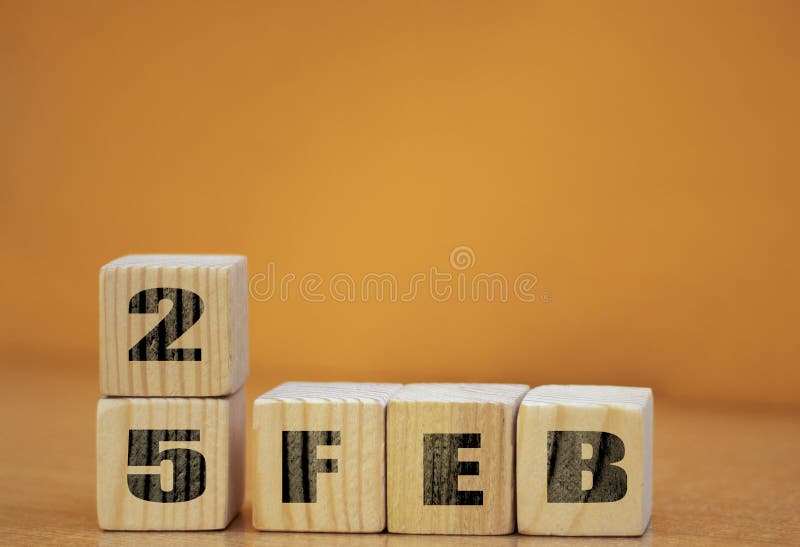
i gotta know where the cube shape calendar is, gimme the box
[386,383,529,535]
[99,255,249,397]
[516,385,653,536]
[252,382,402,532]
[96,389,245,530]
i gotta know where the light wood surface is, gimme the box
[97,389,245,530]
[517,385,653,536]
[99,255,249,397]
[252,382,402,532]
[1,351,799,544]
[386,383,530,534]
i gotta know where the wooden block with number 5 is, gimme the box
[99,254,249,396]
[252,382,402,532]
[96,389,245,530]
[387,383,529,535]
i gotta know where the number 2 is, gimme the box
[127,429,207,503]
[128,288,204,361]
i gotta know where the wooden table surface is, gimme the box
[2,350,798,545]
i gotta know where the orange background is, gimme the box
[2,1,798,405]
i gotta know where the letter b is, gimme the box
[547,431,627,503]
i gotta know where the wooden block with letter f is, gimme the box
[96,389,245,530]
[99,254,249,397]
[252,382,402,532]
[516,385,654,536]
[386,383,529,535]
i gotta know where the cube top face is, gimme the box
[257,381,402,405]
[387,383,529,535]
[516,385,653,536]
[253,382,402,532]
[522,384,653,408]
[96,390,245,530]
[389,383,531,404]
[99,254,249,396]
[103,254,247,268]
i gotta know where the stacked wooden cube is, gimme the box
[97,255,248,530]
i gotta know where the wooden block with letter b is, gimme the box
[252,382,402,532]
[516,385,653,536]
[96,389,245,530]
[386,383,529,535]
[99,254,248,397]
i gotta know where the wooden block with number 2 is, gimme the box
[99,254,249,397]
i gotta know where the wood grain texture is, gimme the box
[387,383,529,535]
[252,382,402,532]
[516,385,653,536]
[99,254,249,397]
[96,389,245,530]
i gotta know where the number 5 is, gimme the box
[127,429,207,503]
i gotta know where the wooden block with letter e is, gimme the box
[99,254,248,397]
[96,389,245,530]
[386,383,529,535]
[516,385,653,536]
[252,382,402,532]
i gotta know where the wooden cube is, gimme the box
[96,389,245,530]
[386,383,529,535]
[252,382,402,532]
[99,254,249,397]
[516,385,653,536]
